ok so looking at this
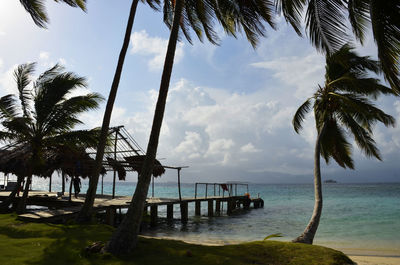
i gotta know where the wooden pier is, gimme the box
[0,190,264,226]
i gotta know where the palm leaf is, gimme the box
[347,0,370,44]
[20,0,87,28]
[338,112,381,160]
[14,63,36,118]
[370,0,400,94]
[320,120,354,169]
[305,0,349,54]
[0,95,19,120]
[292,98,312,133]
[274,0,306,36]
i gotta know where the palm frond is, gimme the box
[41,93,103,135]
[305,0,349,54]
[20,0,87,28]
[19,0,48,28]
[0,95,19,120]
[370,0,400,94]
[14,63,36,118]
[2,117,32,138]
[347,0,370,44]
[215,0,276,48]
[45,128,101,148]
[320,120,354,169]
[34,69,87,129]
[292,98,312,133]
[328,75,394,99]
[274,0,306,36]
[338,112,381,160]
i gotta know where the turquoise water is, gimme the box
[31,179,400,255]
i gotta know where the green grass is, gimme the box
[0,214,354,265]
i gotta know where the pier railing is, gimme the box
[194,182,249,199]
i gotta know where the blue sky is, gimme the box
[0,1,399,184]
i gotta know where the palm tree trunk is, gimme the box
[69,177,73,202]
[0,176,23,212]
[77,0,139,222]
[16,175,32,214]
[106,0,184,255]
[62,171,65,194]
[293,123,327,244]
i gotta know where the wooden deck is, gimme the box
[0,190,264,225]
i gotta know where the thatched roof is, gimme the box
[0,144,106,179]
[124,155,165,177]
[106,157,126,180]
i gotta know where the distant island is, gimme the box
[324,179,337,183]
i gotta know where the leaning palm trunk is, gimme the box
[293,123,327,244]
[0,176,23,212]
[16,175,32,214]
[106,0,184,255]
[77,0,139,222]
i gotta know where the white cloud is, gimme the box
[240,143,261,153]
[130,30,184,71]
[39,51,50,61]
[251,52,325,99]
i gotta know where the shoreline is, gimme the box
[141,234,400,264]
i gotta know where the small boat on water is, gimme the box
[324,179,337,183]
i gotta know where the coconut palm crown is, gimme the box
[0,62,102,212]
[276,0,400,93]
[291,44,395,244]
[293,44,395,167]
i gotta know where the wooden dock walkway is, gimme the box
[0,191,263,225]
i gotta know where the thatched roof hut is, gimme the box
[124,155,165,177]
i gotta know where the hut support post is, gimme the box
[112,129,118,199]
[152,176,154,198]
[180,201,188,224]
[216,199,221,213]
[195,200,201,216]
[167,204,173,220]
[177,168,182,201]
[150,205,158,227]
[68,178,73,202]
[214,184,216,196]
[143,205,148,215]
[208,200,213,217]
[106,207,116,226]
[48,175,52,192]
[205,184,208,199]
[195,183,197,199]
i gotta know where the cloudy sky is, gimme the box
[0,1,399,184]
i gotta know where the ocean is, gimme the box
[29,178,400,256]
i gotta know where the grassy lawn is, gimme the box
[0,214,354,265]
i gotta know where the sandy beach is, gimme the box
[349,255,400,265]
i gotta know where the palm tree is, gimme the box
[19,0,87,28]
[0,62,102,213]
[77,0,159,222]
[105,0,278,255]
[300,0,399,93]
[77,0,278,222]
[292,44,395,244]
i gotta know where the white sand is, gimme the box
[349,255,400,265]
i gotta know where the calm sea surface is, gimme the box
[30,179,400,255]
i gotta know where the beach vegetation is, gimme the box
[292,44,396,244]
[0,63,102,213]
[0,213,354,265]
